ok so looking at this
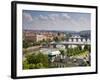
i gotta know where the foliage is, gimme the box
[23,40,40,48]
[35,63,43,69]
[67,45,90,57]
[23,52,49,69]
[84,45,91,52]
[23,40,31,48]
[23,60,29,69]
[28,64,36,69]
[53,37,59,42]
[59,49,65,56]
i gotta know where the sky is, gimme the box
[22,10,91,32]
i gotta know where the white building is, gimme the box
[36,34,45,42]
[48,50,61,62]
[49,51,60,56]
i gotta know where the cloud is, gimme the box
[39,15,49,20]
[61,13,71,19]
[23,13,33,22]
[78,17,91,27]
[23,11,90,31]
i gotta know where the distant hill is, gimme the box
[79,30,91,39]
[79,30,91,34]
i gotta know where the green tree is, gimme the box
[23,40,33,48]
[67,48,73,56]
[53,37,59,42]
[59,49,65,56]
[23,60,29,69]
[78,45,82,50]
[88,45,91,52]
[67,47,83,56]
[84,45,89,51]
[36,52,49,67]
[23,40,29,48]
[28,64,35,69]
[26,54,38,64]
[35,63,43,69]
[25,52,49,68]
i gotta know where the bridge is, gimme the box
[49,41,91,49]
[50,41,90,45]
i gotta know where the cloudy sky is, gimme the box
[22,10,91,31]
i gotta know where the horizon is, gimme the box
[23,29,91,32]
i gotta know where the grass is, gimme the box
[72,51,89,59]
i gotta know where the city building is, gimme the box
[23,30,55,42]
[23,31,36,41]
[36,34,46,42]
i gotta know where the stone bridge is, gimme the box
[50,41,91,49]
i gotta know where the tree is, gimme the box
[23,60,29,69]
[67,48,73,56]
[78,45,82,50]
[67,46,84,56]
[88,45,91,52]
[84,45,89,51]
[28,64,35,69]
[53,37,59,42]
[25,52,49,69]
[23,40,33,48]
[57,32,60,36]
[23,40,29,48]
[36,52,49,67]
[59,49,65,56]
[32,40,37,46]
[35,63,43,69]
